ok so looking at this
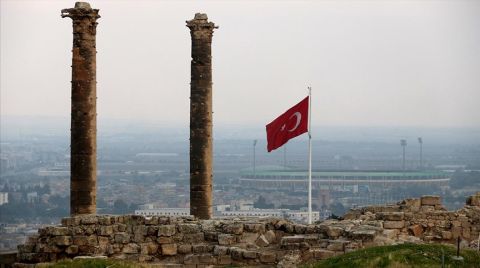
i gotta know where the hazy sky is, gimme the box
[1,0,479,128]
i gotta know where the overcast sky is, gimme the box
[1,0,479,128]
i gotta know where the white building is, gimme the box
[135,206,320,223]
[135,208,190,217]
[0,192,8,205]
[219,209,320,223]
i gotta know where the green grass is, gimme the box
[304,243,480,268]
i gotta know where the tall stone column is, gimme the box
[186,14,217,219]
[61,2,100,215]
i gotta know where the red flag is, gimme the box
[266,96,309,152]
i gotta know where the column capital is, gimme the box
[186,13,218,32]
[61,2,100,20]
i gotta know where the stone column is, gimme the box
[61,2,100,215]
[186,13,217,219]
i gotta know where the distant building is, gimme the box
[135,206,321,223]
[218,209,320,223]
[0,192,8,205]
[26,192,38,203]
[135,208,189,217]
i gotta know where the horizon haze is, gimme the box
[1,0,479,129]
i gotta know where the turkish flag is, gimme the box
[266,96,309,152]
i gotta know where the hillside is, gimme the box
[304,243,480,268]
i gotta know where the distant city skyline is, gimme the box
[1,0,479,127]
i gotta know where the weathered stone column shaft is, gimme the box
[186,13,217,219]
[62,2,100,216]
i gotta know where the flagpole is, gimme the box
[308,86,312,224]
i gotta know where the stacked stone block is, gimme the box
[15,193,480,266]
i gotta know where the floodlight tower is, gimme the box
[253,140,257,178]
[400,139,407,170]
[418,137,423,170]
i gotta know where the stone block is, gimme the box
[157,236,173,244]
[313,249,335,260]
[243,250,257,259]
[122,243,139,254]
[65,245,79,255]
[255,234,269,247]
[97,225,114,236]
[183,233,204,243]
[177,224,201,234]
[376,212,405,221]
[230,247,244,260]
[244,223,265,233]
[199,254,217,264]
[124,215,145,225]
[218,255,232,265]
[383,229,399,239]
[158,225,176,236]
[264,230,276,243]
[259,252,276,263]
[184,254,200,265]
[145,216,159,225]
[281,235,305,245]
[192,244,212,253]
[140,242,158,255]
[61,217,81,227]
[462,227,471,239]
[383,220,405,229]
[348,228,378,241]
[294,224,307,234]
[325,226,344,238]
[73,235,98,246]
[452,226,462,238]
[161,243,177,256]
[223,223,244,235]
[54,236,72,246]
[17,244,34,253]
[421,196,441,206]
[408,224,423,237]
[47,227,70,236]
[441,231,452,240]
[466,192,480,206]
[327,241,347,252]
[204,231,218,242]
[98,236,110,246]
[146,226,158,236]
[43,245,62,253]
[80,215,98,225]
[213,245,228,256]
[98,215,113,225]
[138,255,154,262]
[178,244,192,254]
[239,232,259,244]
[114,233,130,244]
[218,234,236,245]
[114,223,127,233]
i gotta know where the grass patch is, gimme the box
[304,243,480,268]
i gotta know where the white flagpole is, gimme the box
[308,86,312,224]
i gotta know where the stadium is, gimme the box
[239,169,451,208]
[239,170,450,188]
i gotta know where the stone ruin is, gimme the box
[13,193,480,267]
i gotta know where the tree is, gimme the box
[254,196,274,209]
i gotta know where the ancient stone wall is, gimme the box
[15,193,480,267]
[344,193,480,245]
